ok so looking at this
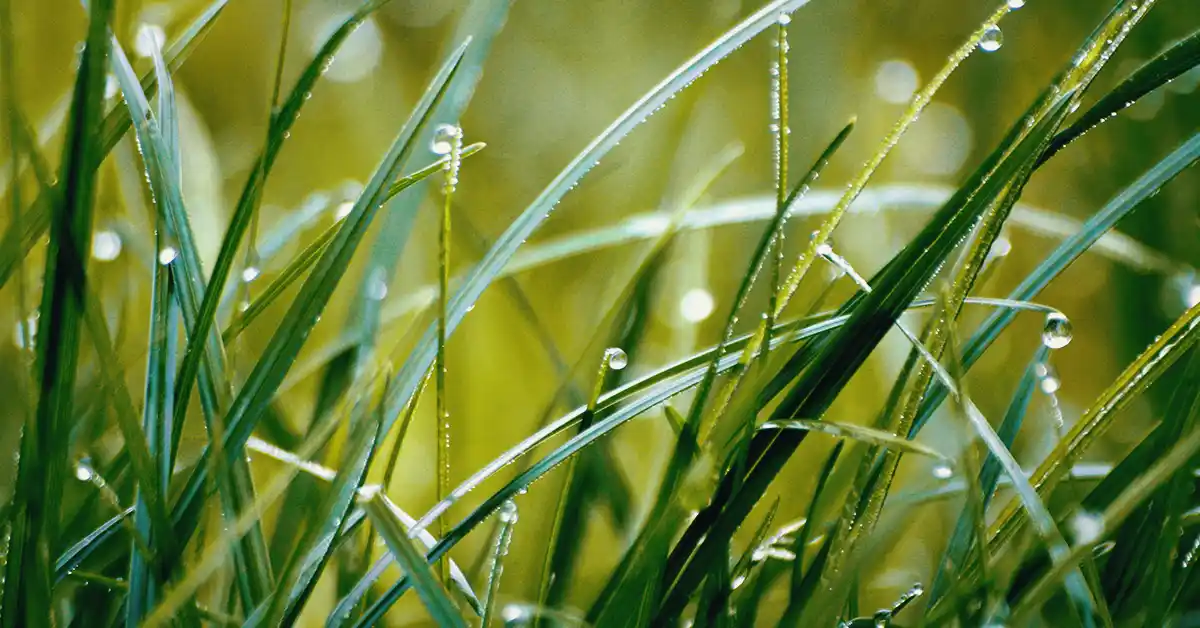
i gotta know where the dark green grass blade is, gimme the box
[378,0,817,443]
[222,144,485,343]
[359,489,467,628]
[171,0,400,444]
[1100,349,1200,621]
[110,33,275,606]
[2,1,111,625]
[930,345,1050,604]
[778,442,843,626]
[126,250,178,627]
[0,0,228,290]
[653,95,1076,623]
[1039,27,1200,168]
[910,131,1200,440]
[167,40,471,570]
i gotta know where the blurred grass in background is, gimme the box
[2,0,1198,624]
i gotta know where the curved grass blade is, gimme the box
[930,344,1050,605]
[221,144,484,343]
[911,132,1200,440]
[1039,27,1200,167]
[55,507,134,583]
[653,94,1078,624]
[358,487,467,628]
[171,0,400,447]
[759,419,950,462]
[0,0,229,290]
[379,0,819,444]
[166,39,472,572]
[778,442,842,626]
[1,1,112,624]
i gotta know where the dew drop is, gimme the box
[334,201,354,221]
[604,347,628,371]
[431,123,461,156]
[91,230,122,261]
[12,316,36,350]
[932,464,953,479]
[1041,312,1073,349]
[1007,0,1025,8]
[777,12,791,26]
[979,26,1003,52]
[1036,362,1061,394]
[1069,510,1104,544]
[158,246,178,265]
[75,460,95,482]
[873,609,892,627]
[498,499,519,523]
[241,266,261,283]
[366,267,389,301]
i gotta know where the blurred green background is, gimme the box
[3,0,1199,623]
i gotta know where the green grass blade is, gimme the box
[1040,26,1200,167]
[55,507,134,582]
[654,93,1077,624]
[759,420,951,462]
[358,488,467,628]
[2,1,112,625]
[221,145,484,343]
[0,0,229,290]
[170,0,401,451]
[480,501,518,628]
[778,442,842,626]
[167,38,471,567]
[379,0,818,441]
[929,345,1050,605]
[911,131,1200,440]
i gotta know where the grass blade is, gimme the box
[1,1,111,625]
[759,420,951,462]
[359,488,467,628]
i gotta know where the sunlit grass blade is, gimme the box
[379,0,819,445]
[0,0,229,290]
[480,501,518,628]
[654,93,1077,623]
[1,1,111,624]
[759,419,951,461]
[166,38,471,575]
[358,487,467,628]
[1040,27,1200,167]
[221,144,484,343]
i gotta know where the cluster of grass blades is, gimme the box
[1,0,1199,625]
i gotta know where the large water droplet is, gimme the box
[241,266,261,283]
[334,201,354,221]
[1036,362,1061,394]
[92,230,122,261]
[1041,312,1073,349]
[431,124,462,155]
[777,12,791,26]
[979,26,1003,52]
[499,499,519,523]
[1007,0,1025,8]
[75,460,95,482]
[604,347,628,371]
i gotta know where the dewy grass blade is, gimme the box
[480,500,518,628]
[758,420,951,462]
[166,39,471,568]
[380,0,819,440]
[0,0,229,290]
[2,1,112,625]
[222,144,484,343]
[359,488,467,628]
[654,93,1077,623]
[171,0,400,449]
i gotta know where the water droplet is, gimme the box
[431,124,462,155]
[932,464,953,479]
[604,347,628,371]
[1036,362,1061,394]
[777,12,791,25]
[91,230,122,261]
[158,246,178,265]
[240,266,261,283]
[679,288,715,323]
[134,23,166,58]
[104,74,118,99]
[979,26,1003,52]
[499,499,519,523]
[1007,0,1025,8]
[13,316,37,350]
[1041,312,1073,349]
[873,609,892,627]
[334,201,354,221]
[366,267,389,301]
[1069,511,1104,544]
[75,461,95,482]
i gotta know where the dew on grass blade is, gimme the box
[1041,311,1073,349]
[932,464,953,479]
[979,26,1003,52]
[1007,0,1025,8]
[240,266,260,283]
[431,123,461,156]
[1036,362,1061,394]
[604,347,628,371]
[157,246,178,265]
[1069,511,1104,544]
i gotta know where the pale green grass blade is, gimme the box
[359,488,467,628]
[759,420,951,462]
[2,1,112,625]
